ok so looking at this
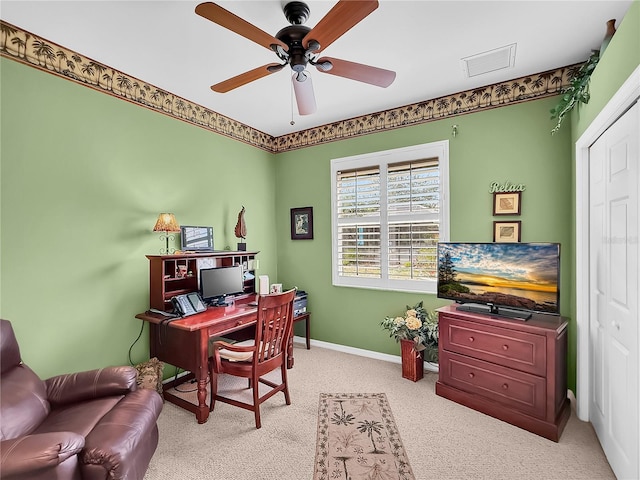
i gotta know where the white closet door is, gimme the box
[589,101,639,480]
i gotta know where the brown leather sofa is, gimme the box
[0,319,163,480]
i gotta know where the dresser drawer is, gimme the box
[440,315,546,376]
[440,351,547,418]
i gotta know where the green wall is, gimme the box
[0,59,278,378]
[275,99,574,380]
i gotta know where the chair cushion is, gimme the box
[218,340,255,362]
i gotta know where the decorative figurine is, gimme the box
[235,206,247,251]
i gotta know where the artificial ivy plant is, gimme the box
[550,50,600,134]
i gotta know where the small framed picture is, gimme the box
[493,192,521,215]
[290,207,313,240]
[493,221,521,243]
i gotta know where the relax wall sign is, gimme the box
[489,181,526,193]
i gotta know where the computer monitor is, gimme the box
[199,265,244,306]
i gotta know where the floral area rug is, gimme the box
[313,393,415,480]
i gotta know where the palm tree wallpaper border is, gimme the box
[1,20,577,153]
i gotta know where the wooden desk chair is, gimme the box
[209,289,296,429]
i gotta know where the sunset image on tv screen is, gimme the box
[437,243,560,313]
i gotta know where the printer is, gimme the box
[294,290,308,317]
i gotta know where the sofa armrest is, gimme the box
[45,366,137,406]
[0,432,84,478]
[81,388,163,478]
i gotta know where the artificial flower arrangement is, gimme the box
[380,301,439,362]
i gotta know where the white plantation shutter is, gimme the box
[387,159,440,280]
[331,142,449,293]
[336,167,381,278]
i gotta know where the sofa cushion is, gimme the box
[0,364,50,440]
[33,397,123,438]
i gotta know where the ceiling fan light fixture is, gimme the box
[292,72,317,115]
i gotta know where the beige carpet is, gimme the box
[313,393,414,480]
[144,343,615,480]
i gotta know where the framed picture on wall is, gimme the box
[493,221,521,243]
[493,192,522,215]
[291,207,314,240]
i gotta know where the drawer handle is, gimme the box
[468,336,475,343]
[502,344,509,351]
[502,383,509,390]
[236,320,243,326]
[468,372,475,379]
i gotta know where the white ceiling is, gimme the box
[1,0,632,137]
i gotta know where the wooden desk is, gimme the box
[136,303,258,424]
[135,300,307,423]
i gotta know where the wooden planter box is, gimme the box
[400,339,424,382]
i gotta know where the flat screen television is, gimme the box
[180,226,213,252]
[437,242,560,320]
[199,265,244,306]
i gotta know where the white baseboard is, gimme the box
[292,335,439,373]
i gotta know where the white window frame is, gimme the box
[331,140,450,293]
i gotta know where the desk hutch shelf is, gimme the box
[147,251,258,311]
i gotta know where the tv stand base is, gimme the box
[456,302,532,321]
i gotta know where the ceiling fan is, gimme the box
[195,0,396,115]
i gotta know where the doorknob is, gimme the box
[611,320,621,330]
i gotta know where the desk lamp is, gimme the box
[153,213,180,254]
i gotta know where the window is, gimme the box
[331,141,449,293]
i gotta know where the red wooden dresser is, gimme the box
[435,304,570,441]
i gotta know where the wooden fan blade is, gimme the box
[302,0,378,52]
[316,57,395,87]
[212,63,284,93]
[195,2,287,51]
[292,74,317,115]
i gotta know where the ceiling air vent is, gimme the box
[461,44,517,78]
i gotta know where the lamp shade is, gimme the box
[153,213,180,232]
